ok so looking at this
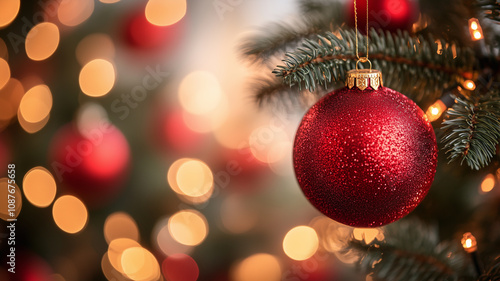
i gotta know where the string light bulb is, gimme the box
[469,18,483,41]
[461,232,477,253]
[461,232,483,275]
[463,80,476,91]
[425,100,447,122]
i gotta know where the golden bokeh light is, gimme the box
[168,209,208,246]
[101,253,129,281]
[353,228,383,244]
[25,22,60,61]
[167,158,190,194]
[309,216,347,252]
[58,0,95,27]
[79,59,116,97]
[107,238,141,274]
[178,186,214,205]
[17,107,50,134]
[52,195,88,234]
[22,167,57,208]
[481,174,495,193]
[145,0,187,26]
[232,253,281,281]
[121,247,161,281]
[0,0,20,27]
[0,178,22,220]
[0,78,24,123]
[104,212,140,244]
[168,158,214,204]
[154,217,193,256]
[178,71,223,115]
[283,226,319,261]
[76,33,115,65]
[0,58,10,90]
[182,106,228,133]
[176,159,213,197]
[19,84,53,123]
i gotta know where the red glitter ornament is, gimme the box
[293,69,437,227]
[49,123,130,207]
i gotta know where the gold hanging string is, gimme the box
[354,0,370,68]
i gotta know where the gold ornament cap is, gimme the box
[346,69,383,91]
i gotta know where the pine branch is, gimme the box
[441,90,500,170]
[476,0,500,22]
[240,2,344,64]
[271,27,475,108]
[251,76,303,109]
[344,220,473,281]
[478,256,500,281]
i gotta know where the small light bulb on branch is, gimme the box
[425,100,447,122]
[463,80,476,91]
[461,232,477,253]
[461,232,483,276]
[469,18,483,41]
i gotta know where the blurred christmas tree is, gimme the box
[241,0,500,280]
[0,0,500,281]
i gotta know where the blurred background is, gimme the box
[0,0,499,281]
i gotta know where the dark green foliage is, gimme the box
[478,256,500,281]
[441,91,500,170]
[272,28,475,108]
[476,0,500,22]
[344,220,474,281]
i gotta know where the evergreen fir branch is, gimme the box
[344,220,473,281]
[250,76,327,109]
[240,2,344,64]
[240,19,324,64]
[476,0,500,22]
[441,91,500,170]
[272,28,475,107]
[478,256,500,281]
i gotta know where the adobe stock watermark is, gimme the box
[213,0,244,20]
[6,0,62,54]
[110,64,170,120]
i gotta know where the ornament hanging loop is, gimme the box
[355,58,372,71]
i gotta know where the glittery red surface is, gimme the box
[293,86,438,227]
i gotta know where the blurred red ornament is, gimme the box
[347,0,419,33]
[216,146,269,193]
[286,256,333,281]
[49,123,130,207]
[11,252,53,281]
[293,70,437,227]
[151,108,204,154]
[162,254,199,281]
[122,7,183,51]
